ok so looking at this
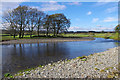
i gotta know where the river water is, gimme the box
[2,38,120,75]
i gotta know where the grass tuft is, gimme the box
[4,73,13,78]
[94,67,99,70]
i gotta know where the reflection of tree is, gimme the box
[13,44,16,48]
[3,44,27,74]
[30,44,33,56]
[12,44,26,60]
[46,43,50,56]
[37,43,41,57]
[3,42,70,74]
[43,42,69,57]
[13,44,16,54]
[53,43,56,56]
[19,44,22,57]
[5,42,69,60]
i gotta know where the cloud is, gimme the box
[91,27,114,31]
[31,6,40,9]
[68,26,82,31]
[0,4,2,15]
[1,0,118,2]
[75,18,80,21]
[95,2,108,6]
[0,2,21,16]
[95,25,114,30]
[0,1,29,29]
[103,17,117,22]
[0,2,20,29]
[0,11,2,15]
[40,1,66,11]
[49,1,57,4]
[96,25,102,27]
[68,26,114,31]
[106,6,118,13]
[67,2,82,5]
[68,26,90,31]
[92,18,99,23]
[1,0,29,2]
[98,0,119,2]
[0,0,29,15]
[94,1,117,7]
[87,11,92,15]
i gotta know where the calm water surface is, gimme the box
[2,38,120,74]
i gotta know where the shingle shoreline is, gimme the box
[1,37,94,44]
[14,47,119,78]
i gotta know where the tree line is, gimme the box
[115,24,120,33]
[2,5,70,38]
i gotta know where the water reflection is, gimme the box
[2,42,69,74]
[2,38,120,74]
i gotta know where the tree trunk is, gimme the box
[22,33,24,38]
[19,27,22,38]
[37,27,39,36]
[22,28,24,38]
[37,31,39,36]
[46,27,49,37]
[53,25,56,36]
[20,7,23,39]
[13,34,15,38]
[13,29,16,38]
[19,33,21,38]
[54,29,56,36]
[30,31,32,38]
[57,25,60,36]
[19,24,22,38]
[57,29,59,35]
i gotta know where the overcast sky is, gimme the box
[0,0,118,31]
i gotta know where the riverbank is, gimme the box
[1,37,94,44]
[1,33,119,42]
[63,33,120,41]
[13,47,119,78]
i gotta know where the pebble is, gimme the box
[14,47,119,78]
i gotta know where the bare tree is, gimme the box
[36,11,46,36]
[115,24,120,33]
[43,15,52,37]
[55,13,70,35]
[44,13,70,36]
[27,8,38,37]
[3,6,70,38]
[2,10,18,38]
[12,5,29,38]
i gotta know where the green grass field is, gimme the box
[62,33,119,40]
[1,33,55,41]
[1,33,120,41]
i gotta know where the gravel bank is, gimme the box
[14,47,119,78]
[1,37,94,44]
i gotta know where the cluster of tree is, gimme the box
[115,24,120,33]
[2,6,70,38]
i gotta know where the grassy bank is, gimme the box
[1,34,50,41]
[62,33,120,40]
[1,33,120,41]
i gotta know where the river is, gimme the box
[2,38,120,75]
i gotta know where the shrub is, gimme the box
[100,69,105,72]
[81,58,87,61]
[94,67,99,70]
[4,73,13,78]
[77,56,87,59]
[39,65,42,68]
